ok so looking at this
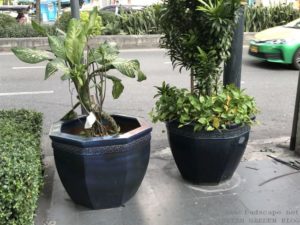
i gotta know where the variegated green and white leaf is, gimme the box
[104,75,124,99]
[45,61,57,80]
[86,8,98,35]
[61,74,71,80]
[136,70,147,81]
[51,58,69,73]
[89,42,118,65]
[87,48,101,65]
[56,28,66,37]
[11,47,51,64]
[45,58,69,80]
[111,59,138,78]
[48,36,66,59]
[65,19,87,65]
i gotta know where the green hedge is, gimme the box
[100,4,299,34]
[54,11,103,35]
[99,4,163,35]
[244,4,300,32]
[98,11,121,35]
[0,14,55,38]
[0,109,43,225]
[0,24,55,38]
[0,14,18,28]
[0,4,299,37]
[118,4,163,35]
[53,6,162,35]
[54,11,72,32]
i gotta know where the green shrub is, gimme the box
[0,24,55,38]
[55,11,103,34]
[151,84,258,131]
[80,11,103,35]
[0,15,55,38]
[119,4,163,35]
[99,10,122,35]
[244,4,300,32]
[99,10,118,26]
[54,11,71,32]
[0,14,17,28]
[100,4,163,35]
[0,109,43,225]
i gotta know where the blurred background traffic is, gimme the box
[1,0,300,72]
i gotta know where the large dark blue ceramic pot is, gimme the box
[49,114,152,209]
[166,120,250,185]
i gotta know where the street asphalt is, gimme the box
[0,47,299,154]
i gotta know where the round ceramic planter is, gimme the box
[49,114,152,209]
[166,120,250,185]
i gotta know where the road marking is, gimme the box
[0,52,13,56]
[0,90,54,96]
[120,48,165,52]
[12,66,45,70]
[164,61,172,64]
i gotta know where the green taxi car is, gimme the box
[248,18,300,70]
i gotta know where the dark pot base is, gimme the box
[166,121,250,185]
[50,115,152,209]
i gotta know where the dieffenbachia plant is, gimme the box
[12,8,146,136]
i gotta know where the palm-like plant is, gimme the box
[161,0,240,96]
[152,0,257,131]
[12,8,146,136]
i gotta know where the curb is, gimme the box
[0,35,162,52]
[0,33,256,52]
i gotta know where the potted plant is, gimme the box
[12,8,152,209]
[151,0,258,184]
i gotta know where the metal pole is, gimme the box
[290,71,300,151]
[223,7,244,89]
[70,0,80,19]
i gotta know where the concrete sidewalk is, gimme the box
[35,137,300,225]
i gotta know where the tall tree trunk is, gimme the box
[57,0,61,17]
[36,0,41,23]
[71,0,80,19]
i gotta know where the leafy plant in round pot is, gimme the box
[151,0,258,184]
[12,8,152,209]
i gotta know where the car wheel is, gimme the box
[292,48,300,70]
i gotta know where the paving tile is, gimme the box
[41,158,300,225]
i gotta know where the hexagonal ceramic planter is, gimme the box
[49,114,152,209]
[166,120,250,184]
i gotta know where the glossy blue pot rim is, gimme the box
[49,114,152,148]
